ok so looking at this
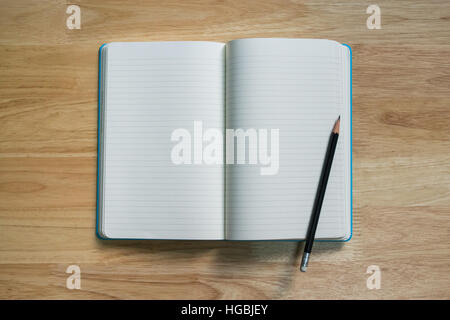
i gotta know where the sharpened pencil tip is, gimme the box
[333,116,340,134]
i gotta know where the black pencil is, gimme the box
[300,116,340,272]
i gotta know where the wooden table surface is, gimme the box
[1,0,449,299]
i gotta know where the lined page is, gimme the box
[99,42,225,239]
[225,39,351,240]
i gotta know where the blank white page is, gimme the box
[225,39,351,240]
[98,42,225,239]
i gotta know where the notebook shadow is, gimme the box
[95,238,344,259]
[95,238,344,297]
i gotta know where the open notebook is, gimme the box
[97,39,352,240]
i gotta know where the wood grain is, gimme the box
[0,0,449,299]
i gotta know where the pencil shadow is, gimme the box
[211,240,345,298]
